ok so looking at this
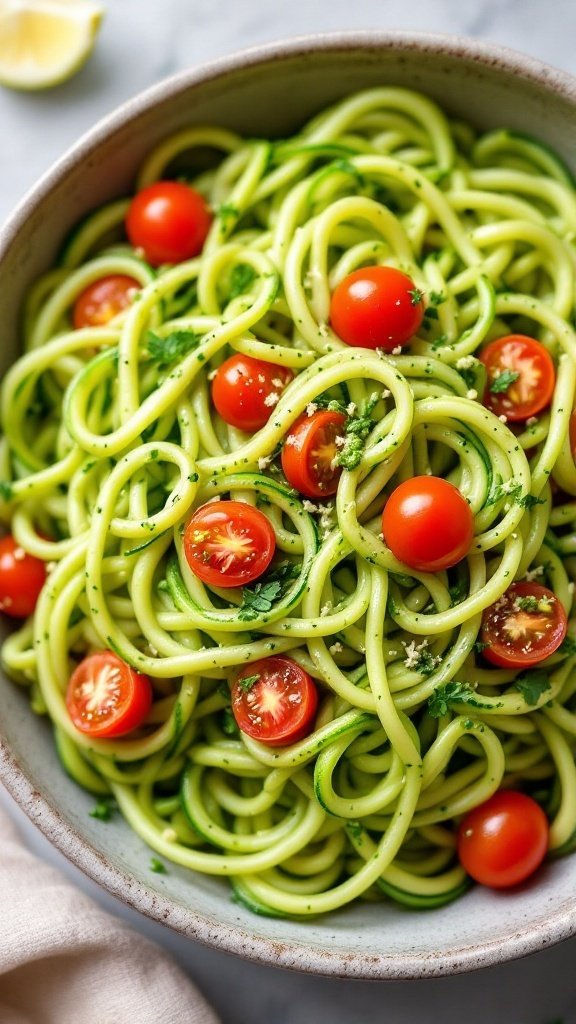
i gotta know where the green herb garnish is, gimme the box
[228,263,256,299]
[89,797,116,822]
[337,395,379,470]
[150,857,168,874]
[489,369,520,394]
[147,330,200,365]
[427,681,501,718]
[514,669,551,706]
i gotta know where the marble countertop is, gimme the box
[2,2,576,1022]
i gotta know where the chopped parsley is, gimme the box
[228,263,256,299]
[237,674,260,692]
[427,681,501,718]
[147,329,200,365]
[516,594,552,613]
[489,369,520,394]
[89,797,116,822]
[514,669,551,706]
[336,394,379,470]
[238,561,301,621]
[150,857,168,874]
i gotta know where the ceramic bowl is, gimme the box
[1,31,576,980]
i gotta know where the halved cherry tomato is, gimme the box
[183,500,275,588]
[72,274,140,329]
[281,410,346,499]
[481,581,567,668]
[382,476,474,572]
[457,790,549,888]
[66,651,153,738]
[125,181,212,266]
[211,354,293,432]
[329,265,424,351]
[0,535,47,618]
[232,656,319,746]
[480,334,555,422]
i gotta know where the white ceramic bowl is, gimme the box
[2,31,576,980]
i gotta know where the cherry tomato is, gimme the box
[480,334,555,422]
[457,790,549,888]
[281,410,346,499]
[211,354,294,432]
[183,500,275,588]
[481,581,567,668]
[66,651,153,738]
[125,181,212,266]
[72,274,140,329]
[232,656,319,746]
[0,535,47,618]
[382,476,474,572]
[329,265,424,351]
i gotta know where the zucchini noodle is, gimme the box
[2,86,576,916]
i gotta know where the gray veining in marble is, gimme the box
[2,2,576,1021]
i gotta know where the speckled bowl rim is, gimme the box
[2,29,576,980]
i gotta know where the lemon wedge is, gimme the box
[0,0,104,90]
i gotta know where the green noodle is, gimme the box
[2,86,576,916]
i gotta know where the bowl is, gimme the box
[1,30,576,980]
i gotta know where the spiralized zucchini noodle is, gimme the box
[3,86,576,916]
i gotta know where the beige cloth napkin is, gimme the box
[0,803,221,1024]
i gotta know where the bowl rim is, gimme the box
[2,28,576,980]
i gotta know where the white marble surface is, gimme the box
[2,2,576,1022]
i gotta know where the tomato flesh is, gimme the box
[457,790,549,888]
[281,410,346,498]
[480,334,555,422]
[481,581,567,668]
[66,651,153,738]
[382,476,474,572]
[183,500,275,588]
[0,535,47,618]
[330,265,424,351]
[211,354,294,432]
[73,274,139,328]
[232,656,319,746]
[126,181,212,266]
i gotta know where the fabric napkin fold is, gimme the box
[0,800,221,1024]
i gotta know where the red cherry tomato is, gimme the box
[232,656,319,746]
[329,265,424,351]
[66,651,153,738]
[183,500,275,588]
[481,581,567,669]
[72,275,140,329]
[0,535,47,618]
[281,410,346,499]
[457,790,549,888]
[211,354,294,432]
[382,476,474,572]
[480,334,555,422]
[125,181,212,266]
